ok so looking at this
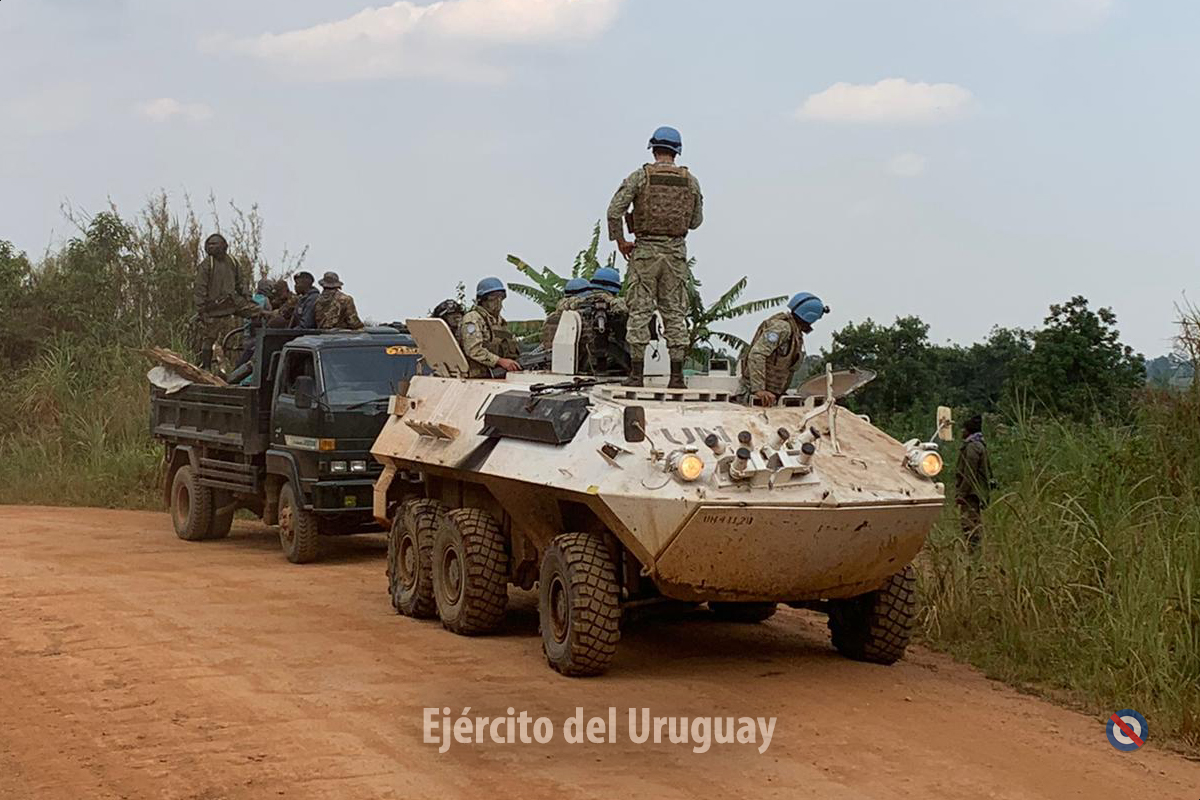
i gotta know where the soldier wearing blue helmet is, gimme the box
[460,277,522,377]
[606,126,703,388]
[738,293,830,406]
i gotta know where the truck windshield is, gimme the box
[320,346,420,406]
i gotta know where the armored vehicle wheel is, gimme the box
[710,602,777,623]
[827,564,917,665]
[387,499,443,618]
[431,508,508,635]
[277,482,320,564]
[538,533,620,677]
[171,465,217,542]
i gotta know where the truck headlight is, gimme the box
[330,460,348,474]
[671,452,705,482]
[350,460,368,473]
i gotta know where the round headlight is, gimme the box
[918,451,943,478]
[674,453,705,482]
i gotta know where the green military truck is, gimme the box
[151,328,423,563]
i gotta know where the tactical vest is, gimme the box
[747,312,805,395]
[630,164,696,238]
[541,310,562,351]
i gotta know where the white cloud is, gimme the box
[798,78,974,124]
[136,97,213,123]
[221,0,624,81]
[887,153,927,178]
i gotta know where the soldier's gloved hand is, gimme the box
[616,239,635,261]
[497,358,523,373]
[754,390,778,407]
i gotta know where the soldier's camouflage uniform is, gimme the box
[314,290,364,330]
[955,433,991,549]
[193,253,259,369]
[607,163,703,359]
[461,304,520,378]
[738,311,806,400]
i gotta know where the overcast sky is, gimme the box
[2,0,1197,356]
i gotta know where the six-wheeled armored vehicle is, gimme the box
[371,314,949,675]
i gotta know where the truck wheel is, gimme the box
[387,499,443,618]
[277,482,320,564]
[431,508,508,635]
[208,491,235,540]
[827,564,917,665]
[170,465,215,542]
[539,533,620,677]
[710,602,777,623]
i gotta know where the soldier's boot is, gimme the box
[623,356,644,387]
[668,360,686,390]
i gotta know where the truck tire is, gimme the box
[170,465,216,542]
[827,564,917,665]
[710,602,777,623]
[208,491,235,540]
[277,482,320,564]
[431,508,508,635]
[539,533,620,677]
[387,499,443,618]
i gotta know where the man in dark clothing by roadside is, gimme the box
[955,414,991,550]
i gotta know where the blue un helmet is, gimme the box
[590,267,622,294]
[564,278,589,296]
[648,125,683,155]
[476,276,506,300]
[788,293,829,325]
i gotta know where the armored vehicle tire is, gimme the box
[431,508,508,635]
[827,564,917,665]
[171,465,218,542]
[710,602,777,623]
[387,499,443,618]
[277,482,320,564]
[538,533,620,677]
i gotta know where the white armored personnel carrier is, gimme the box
[371,313,949,676]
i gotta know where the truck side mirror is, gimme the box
[293,375,316,410]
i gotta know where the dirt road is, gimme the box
[1,506,1196,800]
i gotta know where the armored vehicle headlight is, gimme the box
[906,449,942,478]
[673,453,705,482]
[330,460,348,474]
[350,460,368,473]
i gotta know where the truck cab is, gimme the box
[153,328,424,562]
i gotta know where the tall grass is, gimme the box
[920,392,1200,749]
[0,340,164,508]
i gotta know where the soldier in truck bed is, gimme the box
[313,271,364,331]
[738,293,829,407]
[193,233,262,370]
[606,126,703,389]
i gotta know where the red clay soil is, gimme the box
[1,506,1196,799]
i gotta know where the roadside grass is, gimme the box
[0,340,162,508]
[919,393,1200,751]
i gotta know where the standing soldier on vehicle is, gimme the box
[314,271,364,331]
[606,126,703,388]
[461,277,522,377]
[738,293,828,407]
[955,414,991,551]
[193,233,261,370]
